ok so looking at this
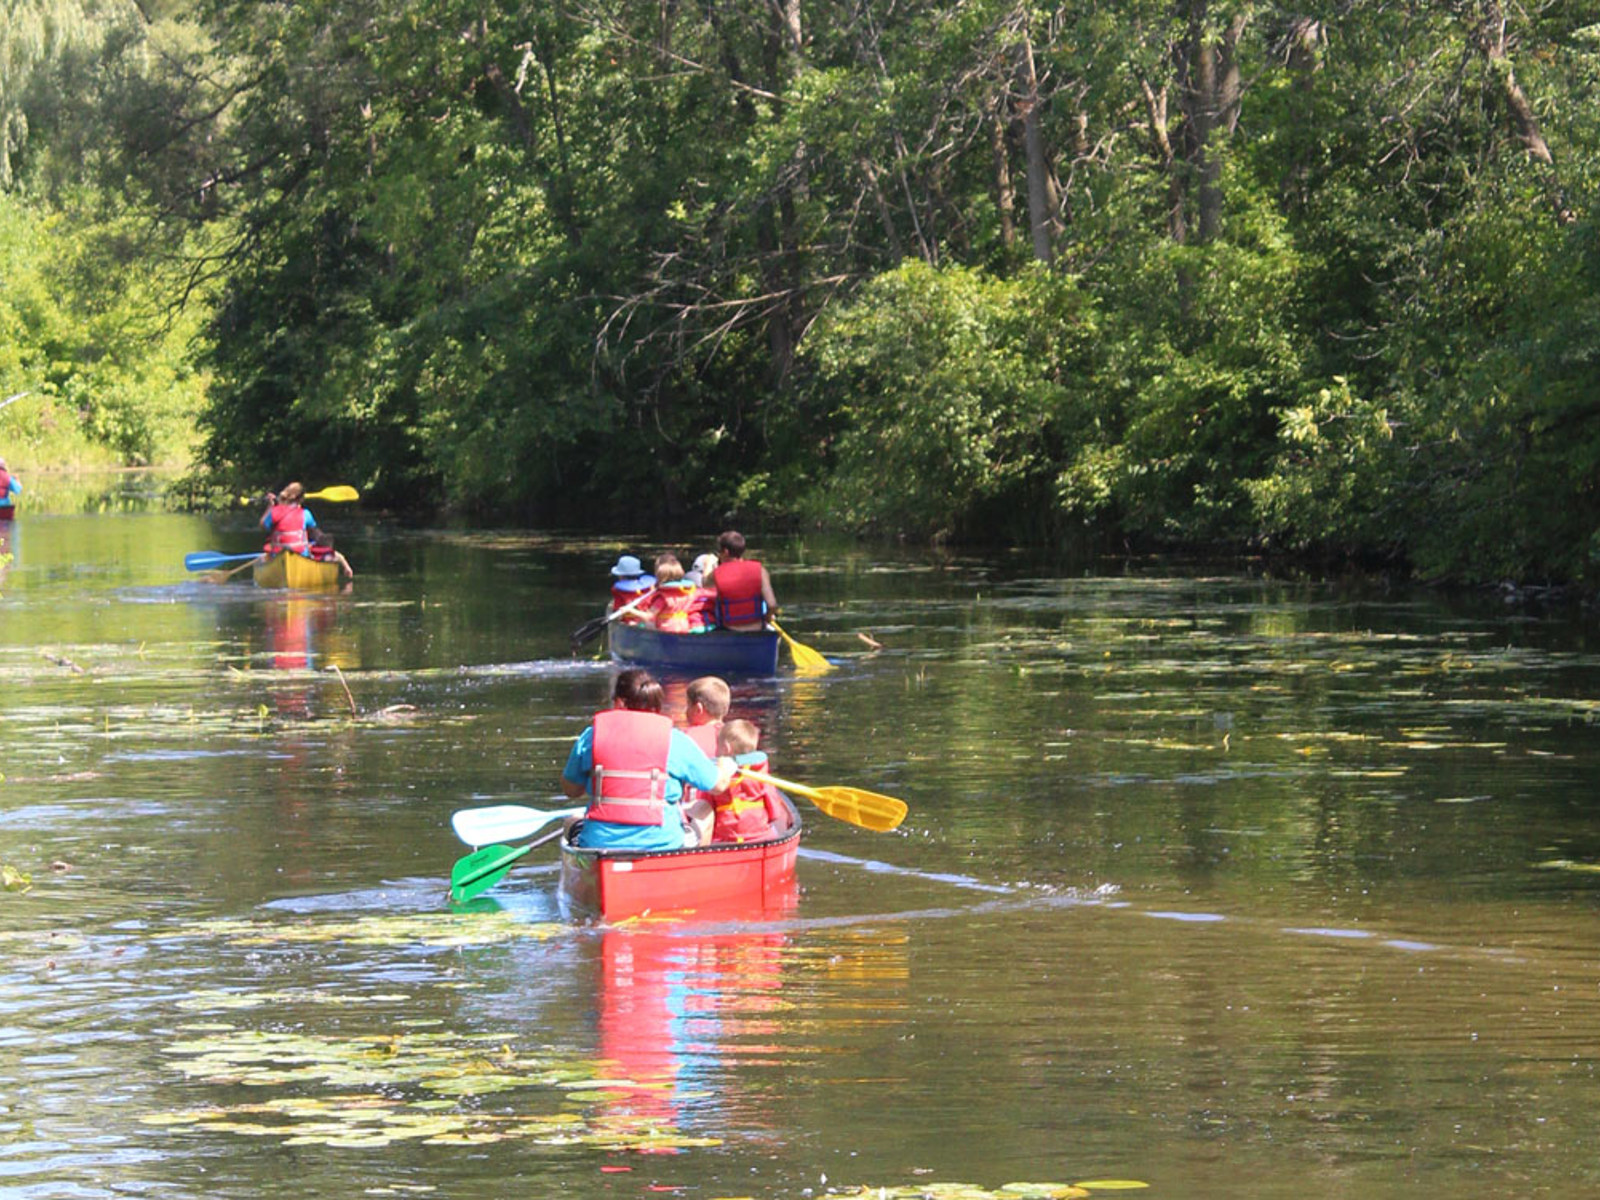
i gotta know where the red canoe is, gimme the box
[559,797,802,921]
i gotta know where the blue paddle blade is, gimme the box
[185,551,262,571]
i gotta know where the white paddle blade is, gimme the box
[450,804,583,847]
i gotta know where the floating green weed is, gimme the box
[148,1022,724,1151]
[831,1183,1147,1198]
[2,864,33,892]
[165,912,566,948]
[828,1183,1150,1199]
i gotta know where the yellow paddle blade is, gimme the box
[737,768,907,832]
[304,485,360,502]
[807,785,907,832]
[771,619,831,672]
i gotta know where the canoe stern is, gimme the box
[560,800,801,921]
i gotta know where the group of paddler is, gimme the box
[559,670,787,853]
[182,482,361,582]
[573,528,829,670]
[448,666,908,902]
[578,529,778,640]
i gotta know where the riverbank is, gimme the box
[0,391,195,470]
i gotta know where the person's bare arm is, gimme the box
[760,566,778,614]
[560,777,586,800]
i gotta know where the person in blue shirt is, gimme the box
[561,669,736,851]
[259,481,317,553]
[0,458,19,518]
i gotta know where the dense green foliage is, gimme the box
[6,0,1600,582]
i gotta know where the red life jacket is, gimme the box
[688,588,715,628]
[0,468,12,512]
[587,709,673,826]
[710,752,776,843]
[264,503,309,553]
[713,558,766,627]
[308,543,334,561]
[680,721,722,809]
[651,584,701,633]
[611,581,653,623]
[684,721,720,757]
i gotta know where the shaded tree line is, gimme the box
[6,0,1600,584]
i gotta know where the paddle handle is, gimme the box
[185,550,267,571]
[610,586,659,623]
[734,766,818,802]
[571,586,661,650]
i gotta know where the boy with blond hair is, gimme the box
[684,675,731,751]
[701,718,779,844]
[680,676,732,842]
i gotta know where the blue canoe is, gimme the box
[607,621,781,674]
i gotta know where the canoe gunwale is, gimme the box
[563,805,803,863]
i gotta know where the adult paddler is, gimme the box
[709,530,777,632]
[259,481,316,554]
[560,668,737,851]
[0,457,19,520]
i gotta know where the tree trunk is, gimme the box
[1019,32,1053,263]
[1178,0,1247,244]
[1140,77,1185,243]
[989,93,1017,252]
[1459,0,1570,221]
[861,156,905,261]
[1463,0,1552,165]
[762,0,806,380]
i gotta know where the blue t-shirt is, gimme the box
[564,724,722,851]
[261,508,317,533]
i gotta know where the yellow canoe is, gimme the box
[252,552,344,590]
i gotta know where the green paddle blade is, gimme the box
[449,843,530,903]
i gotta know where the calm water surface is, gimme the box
[2,492,1600,1198]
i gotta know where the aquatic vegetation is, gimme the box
[165,912,568,949]
[147,1021,725,1151]
[142,915,734,1152]
[826,1182,1147,1199]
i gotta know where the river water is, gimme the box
[3,489,1600,1198]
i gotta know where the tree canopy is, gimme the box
[5,0,1600,584]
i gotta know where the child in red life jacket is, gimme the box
[680,676,731,843]
[644,553,703,633]
[705,719,780,844]
[609,554,655,622]
[308,529,354,581]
